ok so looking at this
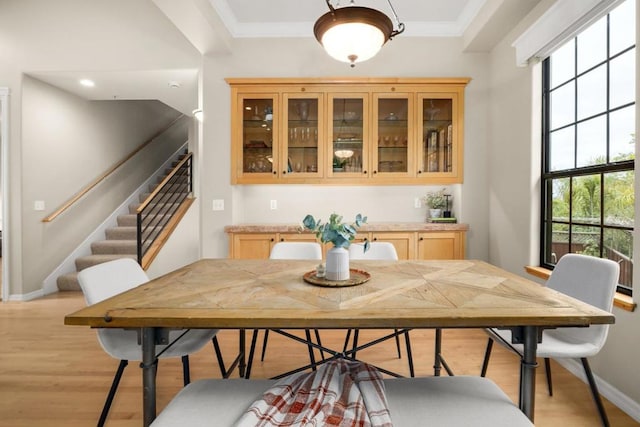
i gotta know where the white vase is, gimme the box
[429,208,442,218]
[326,246,350,281]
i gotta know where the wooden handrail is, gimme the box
[42,115,185,222]
[136,152,192,214]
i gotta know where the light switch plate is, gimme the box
[414,197,422,208]
[212,199,224,211]
[270,200,277,210]
[34,200,45,211]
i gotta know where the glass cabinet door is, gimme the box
[372,94,412,178]
[327,93,369,178]
[238,94,279,180]
[418,95,455,175]
[282,94,323,178]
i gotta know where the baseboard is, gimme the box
[556,358,640,423]
[8,288,45,301]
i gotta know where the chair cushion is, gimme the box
[151,376,532,427]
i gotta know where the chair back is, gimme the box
[269,242,322,260]
[77,258,149,305]
[348,242,398,260]
[547,253,619,349]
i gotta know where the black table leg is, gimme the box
[141,327,157,427]
[520,326,538,422]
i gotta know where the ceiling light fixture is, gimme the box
[192,109,203,122]
[79,79,95,87]
[314,0,405,68]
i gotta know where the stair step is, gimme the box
[117,213,172,227]
[56,272,80,291]
[105,226,137,240]
[105,226,162,240]
[138,184,190,203]
[129,202,182,215]
[148,182,190,194]
[91,240,137,255]
[139,188,190,203]
[74,254,137,272]
[117,214,137,227]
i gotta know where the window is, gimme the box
[541,0,635,295]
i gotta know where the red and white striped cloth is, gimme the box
[234,359,393,427]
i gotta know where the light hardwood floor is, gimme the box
[1,292,638,426]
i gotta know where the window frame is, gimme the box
[540,6,635,296]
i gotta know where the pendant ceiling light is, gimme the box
[314,0,405,67]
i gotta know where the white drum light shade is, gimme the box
[314,6,397,67]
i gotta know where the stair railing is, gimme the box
[136,152,193,264]
[42,115,185,223]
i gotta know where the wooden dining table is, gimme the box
[64,258,615,426]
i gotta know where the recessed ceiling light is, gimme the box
[79,79,95,87]
[168,81,181,89]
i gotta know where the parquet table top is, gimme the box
[65,259,614,330]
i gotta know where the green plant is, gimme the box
[424,188,447,210]
[302,213,369,251]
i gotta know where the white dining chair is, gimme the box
[246,242,323,378]
[480,253,619,426]
[347,242,414,376]
[77,258,223,427]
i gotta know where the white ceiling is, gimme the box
[0,0,541,115]
[209,0,487,37]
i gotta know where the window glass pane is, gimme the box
[577,65,607,120]
[576,116,607,167]
[610,0,636,55]
[604,171,635,227]
[571,175,601,224]
[550,83,575,130]
[571,225,601,255]
[609,105,636,161]
[604,228,633,289]
[549,222,570,265]
[550,39,575,88]
[551,177,570,221]
[242,98,274,174]
[549,126,575,171]
[332,98,364,175]
[577,16,607,73]
[610,48,636,109]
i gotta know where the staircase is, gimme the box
[56,155,191,291]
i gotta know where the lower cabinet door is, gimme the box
[417,231,464,260]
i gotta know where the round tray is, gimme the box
[303,269,371,288]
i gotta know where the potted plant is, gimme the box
[302,213,368,280]
[424,188,447,218]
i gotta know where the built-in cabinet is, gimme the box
[227,78,469,185]
[352,232,415,259]
[416,231,465,260]
[229,232,320,259]
[225,225,467,261]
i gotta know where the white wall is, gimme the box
[19,76,184,295]
[199,37,491,261]
[487,0,640,408]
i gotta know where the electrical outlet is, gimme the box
[34,200,45,211]
[414,197,422,208]
[212,199,224,211]
[270,200,277,210]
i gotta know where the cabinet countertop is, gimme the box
[224,222,469,233]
